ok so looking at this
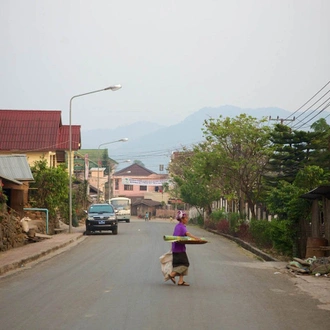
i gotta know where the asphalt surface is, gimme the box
[1,218,330,311]
[0,225,85,277]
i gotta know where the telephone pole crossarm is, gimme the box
[269,116,295,125]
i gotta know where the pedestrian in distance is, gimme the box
[167,210,202,286]
[145,212,149,221]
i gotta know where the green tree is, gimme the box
[202,114,273,218]
[171,146,222,218]
[264,124,324,187]
[265,180,302,220]
[74,179,89,213]
[29,159,69,220]
[133,160,145,167]
[309,118,330,171]
[294,165,329,190]
[264,165,329,255]
[265,165,327,221]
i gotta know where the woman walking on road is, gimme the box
[167,210,202,286]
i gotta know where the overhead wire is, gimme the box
[290,89,330,126]
[110,139,205,168]
[294,100,330,130]
[286,80,330,122]
[292,95,330,129]
[111,139,203,158]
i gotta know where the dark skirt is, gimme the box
[172,252,190,268]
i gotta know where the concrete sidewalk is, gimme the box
[0,227,85,276]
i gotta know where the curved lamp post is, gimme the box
[97,138,128,202]
[69,84,122,233]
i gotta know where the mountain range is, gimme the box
[81,105,329,173]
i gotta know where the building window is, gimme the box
[140,185,147,191]
[50,154,56,167]
[124,185,133,191]
[115,179,119,190]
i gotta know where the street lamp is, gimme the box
[97,138,128,202]
[69,84,122,233]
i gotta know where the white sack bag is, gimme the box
[159,251,173,280]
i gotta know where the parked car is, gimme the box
[85,203,118,235]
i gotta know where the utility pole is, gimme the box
[269,116,295,125]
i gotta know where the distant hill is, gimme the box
[81,105,329,173]
[81,121,166,148]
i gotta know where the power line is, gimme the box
[294,100,330,130]
[291,89,330,124]
[291,95,330,129]
[110,140,203,158]
[285,80,330,121]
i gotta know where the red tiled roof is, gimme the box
[57,125,81,150]
[0,110,80,151]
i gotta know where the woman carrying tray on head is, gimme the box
[167,210,202,286]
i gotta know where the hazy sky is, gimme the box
[1,0,329,131]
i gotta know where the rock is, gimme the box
[311,264,330,275]
[27,228,36,238]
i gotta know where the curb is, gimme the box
[206,229,279,262]
[0,233,85,276]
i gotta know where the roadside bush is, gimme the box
[205,210,249,237]
[196,214,205,227]
[210,209,228,222]
[269,219,294,257]
[204,219,217,230]
[216,219,230,234]
[204,209,227,230]
[249,219,272,249]
[204,208,294,258]
[190,214,204,227]
[205,210,249,236]
[227,212,243,235]
[236,222,253,242]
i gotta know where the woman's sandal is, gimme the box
[178,281,190,286]
[168,274,176,284]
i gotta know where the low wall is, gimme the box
[156,209,176,218]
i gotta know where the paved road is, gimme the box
[0,220,329,330]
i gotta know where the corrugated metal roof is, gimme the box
[0,174,22,185]
[0,155,34,181]
[0,110,81,151]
